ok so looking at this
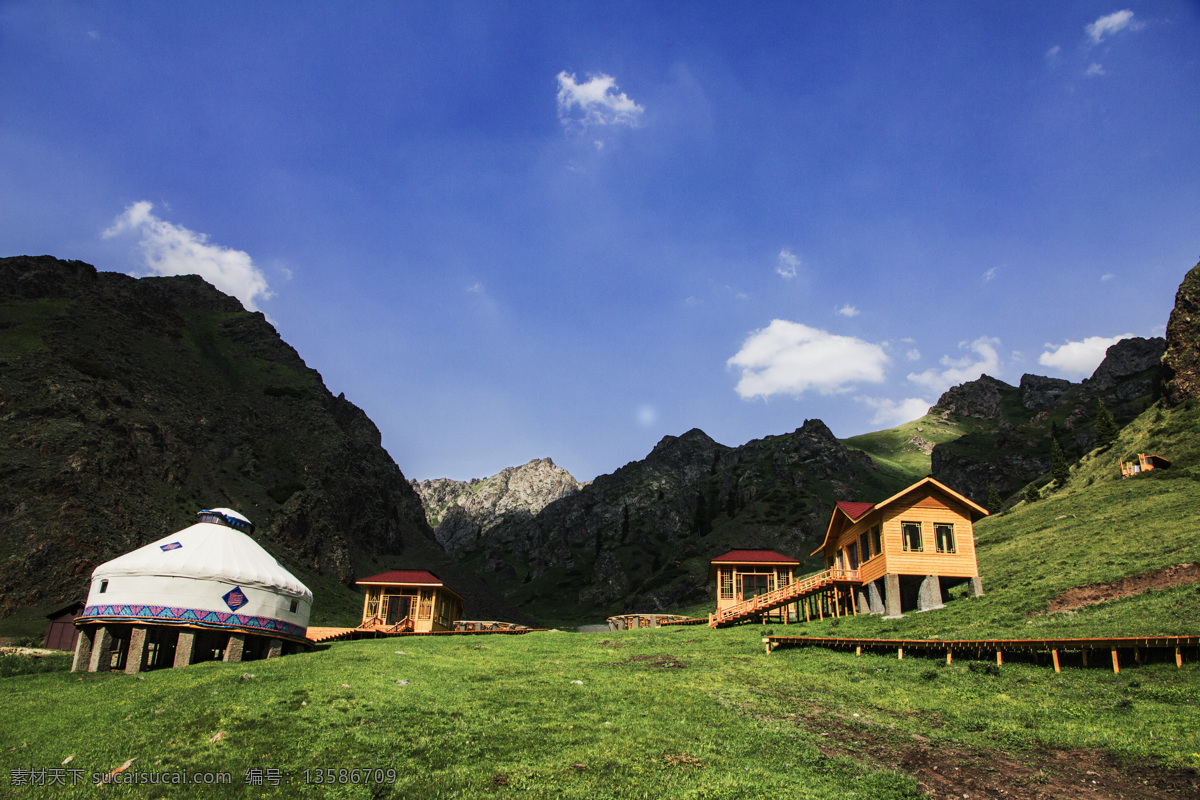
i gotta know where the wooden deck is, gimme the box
[763,634,1200,673]
[307,626,544,644]
[710,568,860,628]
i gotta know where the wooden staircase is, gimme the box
[709,568,859,628]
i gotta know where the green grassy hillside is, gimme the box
[841,413,983,488]
[777,399,1200,642]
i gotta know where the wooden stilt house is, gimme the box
[356,570,464,633]
[813,477,987,617]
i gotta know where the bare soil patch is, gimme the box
[802,713,1199,800]
[1046,562,1200,614]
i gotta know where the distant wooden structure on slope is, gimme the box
[1120,453,1170,478]
[356,570,464,633]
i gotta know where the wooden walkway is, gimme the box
[307,626,543,644]
[709,568,859,628]
[763,634,1200,673]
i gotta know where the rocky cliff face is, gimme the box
[411,458,584,551]
[443,421,896,623]
[0,256,523,626]
[929,337,1165,503]
[1162,261,1200,408]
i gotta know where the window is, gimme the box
[935,523,956,553]
[289,599,299,613]
[719,567,734,600]
[871,525,882,556]
[99,579,109,594]
[902,521,923,552]
[846,543,859,570]
[859,531,871,561]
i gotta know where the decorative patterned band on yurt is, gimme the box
[78,603,309,642]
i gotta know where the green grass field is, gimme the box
[4,403,1200,797]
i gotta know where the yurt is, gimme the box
[72,508,313,674]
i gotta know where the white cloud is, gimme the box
[556,71,644,130]
[907,336,1001,395]
[466,282,485,294]
[1086,10,1138,44]
[1085,62,1106,77]
[983,267,996,282]
[776,248,799,279]
[103,201,271,311]
[835,304,859,318]
[1038,333,1134,378]
[906,348,921,361]
[1045,45,1061,60]
[856,396,932,428]
[728,320,889,399]
[1101,273,1115,282]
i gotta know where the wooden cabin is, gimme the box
[1120,453,1170,478]
[812,477,987,618]
[709,550,800,616]
[356,570,464,633]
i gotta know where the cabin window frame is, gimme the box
[902,521,923,553]
[719,567,734,600]
[859,531,871,561]
[935,523,956,554]
[846,543,859,571]
[871,525,882,556]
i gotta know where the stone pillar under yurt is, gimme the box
[73,508,313,673]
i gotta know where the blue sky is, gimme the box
[3,2,1199,483]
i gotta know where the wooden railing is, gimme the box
[356,615,414,633]
[709,568,860,627]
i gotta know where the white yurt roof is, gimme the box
[91,508,312,600]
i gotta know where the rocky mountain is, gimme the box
[1162,261,1200,408]
[927,336,1165,503]
[437,421,904,624]
[411,458,585,551]
[0,256,525,631]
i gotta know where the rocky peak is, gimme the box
[1019,374,1073,412]
[1160,262,1200,408]
[932,375,1013,420]
[412,458,584,551]
[1087,336,1166,391]
[640,428,724,484]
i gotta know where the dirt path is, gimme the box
[1046,562,1200,614]
[803,712,1199,799]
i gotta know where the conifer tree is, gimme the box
[986,484,1002,513]
[1051,438,1069,487]
[1094,400,1119,449]
[1024,484,1039,504]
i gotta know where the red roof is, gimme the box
[836,501,875,521]
[356,569,446,586]
[710,550,799,564]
